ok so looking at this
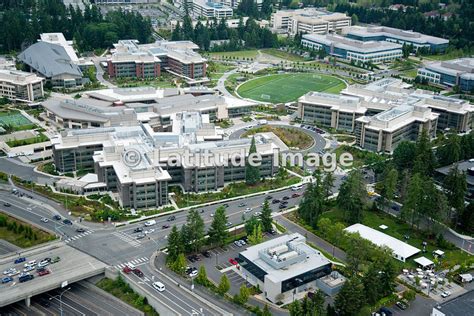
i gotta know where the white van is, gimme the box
[153,281,166,292]
[291,185,302,191]
[144,220,156,227]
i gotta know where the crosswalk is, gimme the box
[112,231,142,248]
[115,257,149,270]
[64,230,94,244]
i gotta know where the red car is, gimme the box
[291,193,301,198]
[229,258,238,265]
[38,269,50,276]
[133,268,144,278]
[122,266,132,274]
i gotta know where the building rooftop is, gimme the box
[18,42,82,78]
[342,25,449,46]
[39,32,79,63]
[240,233,331,282]
[436,159,474,186]
[302,33,402,54]
[85,87,179,103]
[299,91,366,114]
[0,69,44,85]
[423,58,474,80]
[433,290,474,316]
[345,224,421,260]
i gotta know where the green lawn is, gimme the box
[6,133,49,147]
[237,73,346,103]
[261,48,305,62]
[208,50,258,60]
[0,111,35,131]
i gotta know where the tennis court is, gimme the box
[0,111,32,127]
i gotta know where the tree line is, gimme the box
[172,16,278,51]
[0,0,153,53]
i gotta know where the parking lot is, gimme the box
[0,243,107,307]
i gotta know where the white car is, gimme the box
[38,260,49,268]
[24,260,36,268]
[19,272,29,278]
[244,207,252,213]
[8,269,19,277]
[126,263,136,270]
[145,229,155,234]
[254,212,262,217]
[188,270,198,278]
[152,281,166,292]
[441,291,451,298]
[40,218,49,223]
[23,266,35,272]
[3,268,15,275]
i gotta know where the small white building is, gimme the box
[345,223,421,262]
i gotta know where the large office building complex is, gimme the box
[417,58,474,92]
[52,111,287,207]
[271,9,351,35]
[238,233,343,304]
[0,70,44,103]
[301,34,403,64]
[191,0,233,18]
[341,25,449,53]
[107,40,208,84]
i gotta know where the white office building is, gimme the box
[0,70,44,103]
[192,0,233,18]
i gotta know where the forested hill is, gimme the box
[0,0,153,53]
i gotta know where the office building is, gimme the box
[435,160,474,200]
[342,78,474,133]
[238,233,340,304]
[18,41,84,89]
[298,92,366,132]
[354,104,438,153]
[417,58,474,92]
[271,9,351,35]
[0,70,44,102]
[107,40,208,84]
[94,0,159,3]
[345,224,421,262]
[301,34,403,64]
[51,112,287,207]
[191,0,233,18]
[341,25,449,53]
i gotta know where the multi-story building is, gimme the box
[94,0,159,3]
[301,34,403,64]
[107,40,208,84]
[417,58,474,92]
[238,233,344,304]
[18,41,84,89]
[354,104,438,153]
[39,33,93,71]
[298,92,366,132]
[0,70,44,102]
[271,9,351,35]
[191,0,233,18]
[342,78,474,133]
[341,25,449,53]
[52,112,288,207]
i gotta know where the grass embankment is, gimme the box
[172,177,300,208]
[334,145,387,169]
[243,126,313,150]
[0,212,55,248]
[208,50,258,60]
[97,277,159,316]
[261,48,306,62]
[6,133,49,147]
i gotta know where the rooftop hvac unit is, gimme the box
[278,251,299,262]
[268,244,288,256]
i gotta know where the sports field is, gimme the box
[237,73,346,103]
[0,111,32,127]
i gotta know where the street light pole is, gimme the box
[59,287,71,316]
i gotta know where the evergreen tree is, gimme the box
[234,284,250,305]
[337,170,366,224]
[170,253,187,274]
[248,223,263,245]
[182,15,194,41]
[413,129,436,176]
[335,276,366,316]
[260,200,272,232]
[245,137,260,185]
[195,266,209,286]
[172,22,182,41]
[166,225,183,263]
[379,167,398,209]
[182,209,205,253]
[217,274,230,295]
[393,141,416,171]
[208,206,229,247]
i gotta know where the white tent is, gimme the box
[414,256,434,269]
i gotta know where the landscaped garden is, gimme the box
[242,126,314,150]
[237,73,346,103]
[0,212,56,248]
[6,132,49,147]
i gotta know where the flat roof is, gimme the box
[433,290,474,316]
[436,159,474,186]
[414,256,434,267]
[240,233,331,282]
[345,223,421,259]
[423,58,474,81]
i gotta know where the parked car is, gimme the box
[188,269,198,278]
[265,195,273,200]
[19,274,34,283]
[254,212,262,217]
[202,251,212,258]
[395,300,409,310]
[234,240,242,247]
[282,196,290,200]
[279,204,286,209]
[229,258,238,265]
[272,199,280,204]
[378,307,393,316]
[1,276,13,284]
[14,257,26,264]
[225,222,232,227]
[441,291,451,298]
[51,256,61,264]
[291,193,300,198]
[244,207,252,213]
[152,281,166,292]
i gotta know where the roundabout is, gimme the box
[236,73,346,103]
